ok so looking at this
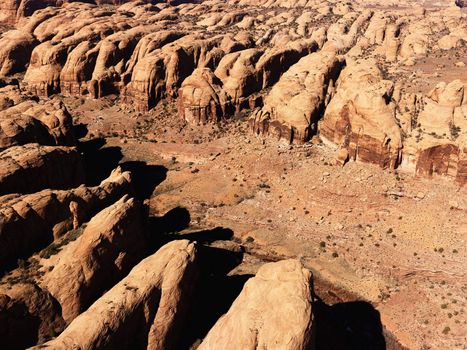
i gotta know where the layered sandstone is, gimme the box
[250,48,345,143]
[178,68,231,125]
[0,143,84,195]
[0,100,75,149]
[0,167,132,271]
[0,195,146,349]
[399,80,467,183]
[31,239,198,350]
[0,30,37,76]
[319,58,402,169]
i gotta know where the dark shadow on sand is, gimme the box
[120,161,167,200]
[311,297,386,350]
[77,138,123,186]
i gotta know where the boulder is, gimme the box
[198,259,313,350]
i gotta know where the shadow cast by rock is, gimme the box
[77,138,123,186]
[120,161,167,200]
[170,227,234,244]
[311,298,386,350]
[72,123,88,139]
[147,207,234,249]
[180,244,251,349]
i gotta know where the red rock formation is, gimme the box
[39,195,147,323]
[123,35,224,111]
[30,240,199,350]
[319,58,402,168]
[198,260,313,350]
[0,167,132,271]
[0,100,75,149]
[178,68,231,125]
[250,48,345,143]
[0,30,37,76]
[416,144,460,178]
[0,284,65,350]
[0,143,85,195]
[0,0,193,24]
[0,195,147,349]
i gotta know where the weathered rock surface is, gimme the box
[0,195,146,349]
[178,68,231,125]
[319,58,402,169]
[0,30,37,76]
[0,100,75,149]
[0,167,132,271]
[250,48,344,143]
[39,195,147,322]
[0,0,192,25]
[398,80,467,183]
[123,34,225,111]
[0,143,84,195]
[198,259,313,350]
[30,239,198,350]
[0,0,464,186]
[0,283,65,350]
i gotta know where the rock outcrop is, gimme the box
[0,0,463,184]
[0,0,192,25]
[250,48,344,143]
[39,195,147,322]
[0,100,75,149]
[0,283,65,350]
[198,259,313,350]
[178,68,231,125]
[319,59,402,169]
[123,34,225,111]
[0,167,132,271]
[0,30,37,76]
[0,143,84,195]
[0,195,147,349]
[398,80,467,183]
[31,239,198,350]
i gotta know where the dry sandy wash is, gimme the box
[0,0,466,349]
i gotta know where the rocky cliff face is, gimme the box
[319,58,403,169]
[250,47,345,143]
